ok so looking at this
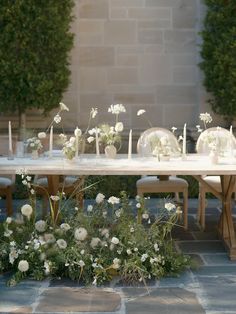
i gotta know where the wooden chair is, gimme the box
[34,175,85,217]
[136,128,189,229]
[196,127,236,229]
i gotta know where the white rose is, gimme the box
[59,102,69,111]
[38,132,46,139]
[74,127,82,137]
[74,227,88,241]
[56,239,67,249]
[18,260,29,272]
[21,204,33,219]
[137,109,146,116]
[60,223,71,231]
[95,193,105,204]
[115,122,123,132]
[111,237,119,245]
[165,202,176,212]
[35,220,47,233]
[87,136,95,143]
[54,114,61,124]
[108,196,120,205]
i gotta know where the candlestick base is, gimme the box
[7,150,14,160]
[181,154,187,161]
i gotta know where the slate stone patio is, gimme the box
[1,199,236,314]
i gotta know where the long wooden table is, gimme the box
[0,154,236,259]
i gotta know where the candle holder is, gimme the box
[7,149,14,160]
[181,153,187,161]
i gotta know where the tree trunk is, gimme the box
[18,111,26,141]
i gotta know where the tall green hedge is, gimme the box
[0,0,74,123]
[200,0,236,123]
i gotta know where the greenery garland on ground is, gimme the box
[0,173,190,286]
[200,0,236,123]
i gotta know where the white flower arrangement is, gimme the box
[21,204,33,219]
[0,190,190,286]
[26,137,43,152]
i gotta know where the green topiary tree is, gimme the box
[200,0,236,124]
[0,0,74,139]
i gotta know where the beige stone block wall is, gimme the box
[1,0,221,136]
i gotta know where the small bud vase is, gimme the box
[31,150,39,159]
[209,150,218,164]
[105,145,117,159]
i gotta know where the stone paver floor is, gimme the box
[1,199,236,314]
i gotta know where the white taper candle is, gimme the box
[8,121,13,153]
[49,126,53,158]
[183,123,186,155]
[95,128,100,156]
[128,129,132,159]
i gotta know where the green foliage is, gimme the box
[0,0,74,115]
[0,192,190,286]
[200,0,236,122]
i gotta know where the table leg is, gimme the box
[219,175,236,260]
[47,175,60,223]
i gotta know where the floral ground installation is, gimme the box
[0,173,190,286]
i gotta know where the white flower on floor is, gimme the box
[74,227,88,241]
[60,223,71,231]
[44,260,51,275]
[142,213,149,220]
[108,196,120,205]
[38,132,46,139]
[90,237,101,249]
[115,122,123,132]
[137,109,146,116]
[95,193,105,204]
[87,205,93,212]
[50,195,60,202]
[44,233,56,244]
[6,217,12,224]
[127,249,132,255]
[141,253,148,262]
[18,260,29,272]
[111,237,119,245]
[9,248,18,264]
[57,239,67,249]
[79,260,85,267]
[112,258,120,269]
[35,220,47,233]
[164,202,176,212]
[101,228,109,238]
[59,102,69,111]
[21,204,33,219]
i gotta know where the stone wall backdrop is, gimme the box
[0,0,224,135]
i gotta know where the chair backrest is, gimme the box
[196,127,236,155]
[137,127,181,157]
